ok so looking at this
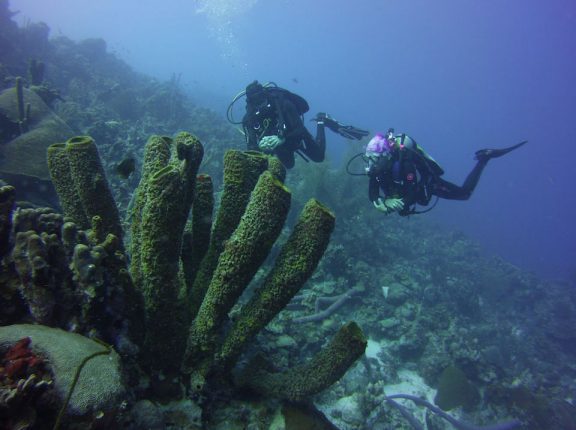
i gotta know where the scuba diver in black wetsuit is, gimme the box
[363,129,527,216]
[227,81,369,169]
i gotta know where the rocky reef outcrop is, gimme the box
[0,131,366,428]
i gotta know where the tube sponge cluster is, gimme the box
[188,150,272,319]
[40,130,365,404]
[129,132,203,373]
[215,198,340,372]
[183,170,292,379]
[179,149,367,399]
[47,136,122,242]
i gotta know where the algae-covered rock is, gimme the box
[0,324,125,417]
[434,365,480,411]
[0,86,74,180]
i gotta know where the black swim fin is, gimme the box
[335,124,371,140]
[312,113,370,140]
[475,140,527,161]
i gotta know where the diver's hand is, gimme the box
[373,197,404,214]
[373,198,391,214]
[312,112,340,130]
[258,135,285,152]
[384,198,404,212]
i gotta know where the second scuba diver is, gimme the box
[230,81,369,169]
[364,129,527,216]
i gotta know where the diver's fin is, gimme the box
[312,113,370,140]
[475,140,527,161]
[335,124,370,140]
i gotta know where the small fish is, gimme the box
[115,157,136,179]
[292,77,299,84]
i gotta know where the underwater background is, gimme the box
[11,0,576,281]
[1,0,575,429]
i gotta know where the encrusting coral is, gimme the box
[0,334,54,429]
[2,135,145,350]
[8,206,144,351]
[0,130,367,427]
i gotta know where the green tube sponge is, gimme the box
[129,135,173,289]
[139,166,189,370]
[182,173,214,300]
[183,170,291,376]
[189,150,269,318]
[238,322,367,401]
[266,154,287,182]
[242,150,286,183]
[139,166,185,279]
[141,135,173,180]
[47,143,90,229]
[131,132,204,372]
[64,136,123,242]
[173,132,204,210]
[216,198,335,372]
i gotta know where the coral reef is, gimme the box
[1,3,575,428]
[385,394,521,430]
[273,160,576,429]
[1,131,145,351]
[1,127,364,427]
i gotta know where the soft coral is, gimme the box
[1,337,44,382]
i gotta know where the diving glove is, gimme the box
[374,197,404,214]
[258,135,285,152]
[312,112,370,141]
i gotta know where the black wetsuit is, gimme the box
[368,134,489,216]
[242,94,325,169]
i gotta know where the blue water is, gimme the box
[12,0,576,280]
